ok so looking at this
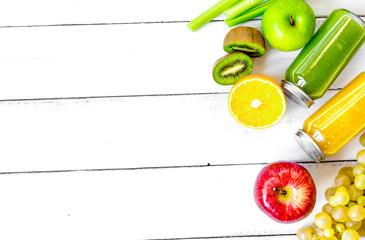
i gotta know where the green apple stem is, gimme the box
[273,187,287,195]
[224,0,277,27]
[186,0,241,32]
[290,14,294,25]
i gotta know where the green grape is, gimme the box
[348,184,364,201]
[335,223,345,233]
[360,132,365,147]
[315,212,332,229]
[342,229,360,240]
[315,226,325,237]
[346,219,362,230]
[334,187,350,205]
[348,204,365,221]
[357,220,365,237]
[296,226,314,240]
[354,174,365,190]
[323,227,334,238]
[353,164,365,177]
[322,203,333,216]
[339,166,354,182]
[329,196,338,207]
[310,223,317,231]
[335,174,351,188]
[357,150,365,165]
[337,186,347,192]
[325,187,337,201]
[348,201,358,209]
[332,205,349,222]
[357,196,365,206]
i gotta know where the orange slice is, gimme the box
[228,74,286,129]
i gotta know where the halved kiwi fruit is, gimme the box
[212,52,253,85]
[223,26,266,57]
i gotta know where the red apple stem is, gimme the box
[290,15,294,26]
[273,187,287,195]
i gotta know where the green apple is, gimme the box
[261,0,316,51]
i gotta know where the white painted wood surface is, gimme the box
[0,162,356,239]
[0,0,364,239]
[0,19,363,100]
[0,0,363,26]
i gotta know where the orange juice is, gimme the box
[295,72,365,162]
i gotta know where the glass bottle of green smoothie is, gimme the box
[281,9,365,108]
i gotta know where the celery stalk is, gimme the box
[187,0,241,32]
[224,0,276,27]
[224,0,265,19]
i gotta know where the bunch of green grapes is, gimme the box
[297,133,365,240]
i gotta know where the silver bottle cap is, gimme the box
[294,129,325,162]
[281,80,314,108]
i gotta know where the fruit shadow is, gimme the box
[250,38,286,83]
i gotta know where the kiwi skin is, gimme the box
[224,26,266,57]
[212,52,253,85]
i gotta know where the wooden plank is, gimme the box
[201,237,295,240]
[0,0,363,26]
[0,162,356,239]
[0,1,363,240]
[0,19,363,100]
[0,90,363,172]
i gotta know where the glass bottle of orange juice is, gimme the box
[295,72,365,162]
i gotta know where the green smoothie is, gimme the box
[282,9,365,108]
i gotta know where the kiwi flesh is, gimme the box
[212,52,253,85]
[224,26,266,57]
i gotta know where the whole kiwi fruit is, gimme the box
[224,26,266,57]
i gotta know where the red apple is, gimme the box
[254,161,316,223]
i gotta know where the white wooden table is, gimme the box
[0,0,364,239]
